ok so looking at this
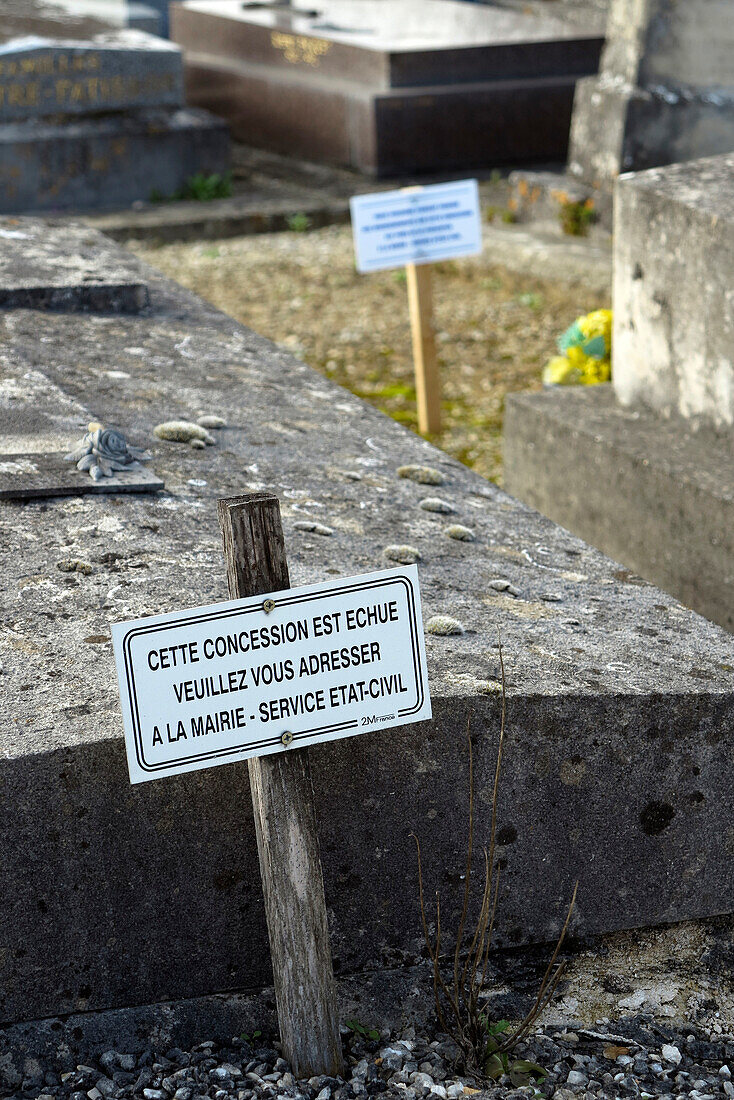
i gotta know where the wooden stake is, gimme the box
[406,262,441,435]
[217,492,344,1080]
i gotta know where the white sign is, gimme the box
[350,179,482,273]
[112,566,432,784]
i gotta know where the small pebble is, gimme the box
[197,415,227,429]
[190,438,206,450]
[153,421,215,445]
[384,544,421,564]
[293,520,334,536]
[425,615,464,636]
[662,1045,682,1065]
[397,464,445,485]
[419,497,455,514]
[444,524,475,542]
[488,578,521,597]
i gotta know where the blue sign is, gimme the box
[350,179,482,273]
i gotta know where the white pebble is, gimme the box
[662,1044,682,1065]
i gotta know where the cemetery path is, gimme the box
[131,224,609,485]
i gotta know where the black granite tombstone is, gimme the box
[171,0,603,175]
[0,3,229,212]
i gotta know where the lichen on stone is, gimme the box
[419,497,455,514]
[397,464,445,486]
[384,544,422,564]
[445,524,475,542]
[153,421,216,445]
[425,614,464,635]
[56,559,93,575]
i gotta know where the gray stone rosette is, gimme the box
[65,424,151,481]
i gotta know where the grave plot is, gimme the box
[505,153,734,632]
[0,16,229,213]
[0,220,733,1034]
[170,0,603,175]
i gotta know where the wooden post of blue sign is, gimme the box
[218,492,343,1080]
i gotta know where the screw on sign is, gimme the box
[111,492,432,1078]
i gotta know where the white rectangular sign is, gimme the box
[112,566,432,784]
[350,179,482,273]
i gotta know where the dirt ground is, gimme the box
[131,225,608,485]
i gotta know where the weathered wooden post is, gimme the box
[405,261,441,436]
[217,492,344,1079]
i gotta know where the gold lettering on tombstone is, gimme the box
[5,82,41,107]
[270,31,332,67]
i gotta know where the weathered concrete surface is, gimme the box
[0,109,229,215]
[504,385,734,632]
[568,0,734,188]
[613,154,734,430]
[0,219,149,312]
[1,223,733,1026]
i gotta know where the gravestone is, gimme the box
[0,21,229,212]
[0,220,733,1028]
[504,153,734,631]
[568,0,734,189]
[613,154,734,429]
[170,0,603,175]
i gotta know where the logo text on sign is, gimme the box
[349,179,482,273]
[113,566,432,784]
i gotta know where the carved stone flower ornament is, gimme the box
[65,422,151,481]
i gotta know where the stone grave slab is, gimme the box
[0,453,164,498]
[568,0,734,188]
[171,0,603,174]
[0,218,149,310]
[0,222,732,1026]
[0,13,229,213]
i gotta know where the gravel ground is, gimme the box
[9,1014,734,1100]
[130,226,609,485]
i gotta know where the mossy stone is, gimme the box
[425,614,464,635]
[419,497,455,514]
[445,524,475,542]
[397,464,445,486]
[384,544,422,564]
[154,421,216,445]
